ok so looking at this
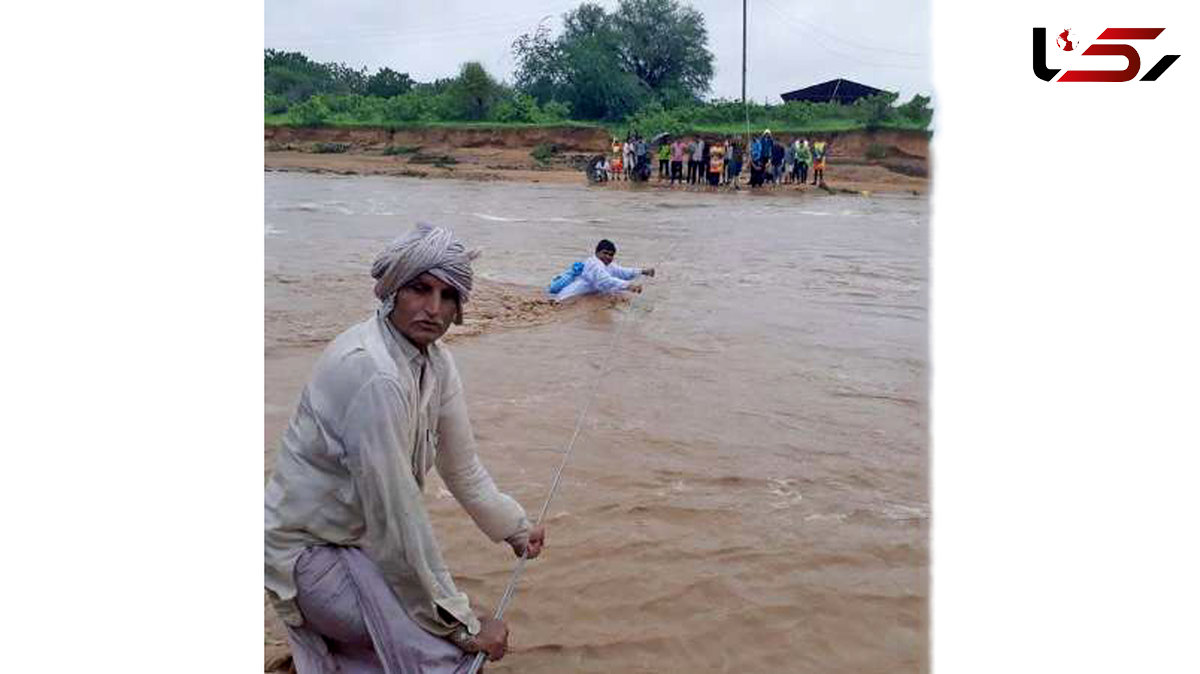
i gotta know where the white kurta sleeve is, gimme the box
[607,262,642,281]
[341,375,479,636]
[583,258,632,293]
[435,372,530,544]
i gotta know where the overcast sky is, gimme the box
[265,0,932,103]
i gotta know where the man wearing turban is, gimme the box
[265,223,546,673]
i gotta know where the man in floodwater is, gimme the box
[265,223,546,673]
[549,239,655,302]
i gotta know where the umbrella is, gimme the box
[650,132,672,145]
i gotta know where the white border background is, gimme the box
[933,1,1198,671]
[1,1,1196,671]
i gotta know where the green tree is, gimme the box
[854,92,899,130]
[897,94,933,126]
[512,24,564,104]
[612,0,713,98]
[264,49,367,100]
[366,67,414,98]
[265,49,333,102]
[326,62,369,94]
[512,0,712,120]
[265,93,289,115]
[446,62,501,120]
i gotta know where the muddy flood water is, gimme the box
[265,172,929,674]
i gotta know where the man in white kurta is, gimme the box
[265,224,545,673]
[551,239,655,302]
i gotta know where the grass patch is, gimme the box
[531,143,560,165]
[382,145,421,155]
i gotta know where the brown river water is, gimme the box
[265,172,929,674]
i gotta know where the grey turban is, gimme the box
[371,223,479,324]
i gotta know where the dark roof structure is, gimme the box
[780,78,888,104]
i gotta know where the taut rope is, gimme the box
[466,241,678,674]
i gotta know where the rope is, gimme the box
[466,242,678,674]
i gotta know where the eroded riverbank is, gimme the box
[265,125,930,195]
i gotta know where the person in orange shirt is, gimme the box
[708,141,725,187]
[610,138,624,181]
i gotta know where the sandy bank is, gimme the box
[265,125,930,195]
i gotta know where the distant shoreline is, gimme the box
[265,125,929,195]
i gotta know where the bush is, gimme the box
[623,101,687,137]
[778,101,816,126]
[531,143,559,165]
[382,145,420,155]
[381,92,435,122]
[854,93,900,131]
[491,94,540,123]
[897,94,933,127]
[322,94,359,115]
[290,97,331,126]
[351,96,389,123]
[540,100,571,122]
[692,99,745,124]
[265,94,290,115]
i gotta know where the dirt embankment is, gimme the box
[265,125,930,194]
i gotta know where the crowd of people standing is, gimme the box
[596,130,828,189]
[598,134,651,182]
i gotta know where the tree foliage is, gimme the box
[855,92,900,130]
[263,38,933,135]
[265,49,399,102]
[366,67,414,98]
[897,94,933,127]
[446,62,502,121]
[512,0,713,120]
[612,0,712,98]
[289,96,331,126]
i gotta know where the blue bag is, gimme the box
[548,261,585,294]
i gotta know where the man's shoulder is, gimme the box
[314,318,403,388]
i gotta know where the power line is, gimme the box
[760,0,926,58]
[758,0,927,72]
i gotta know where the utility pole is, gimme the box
[742,0,751,171]
[741,0,747,108]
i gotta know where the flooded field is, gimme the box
[265,172,929,674]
